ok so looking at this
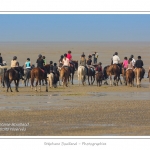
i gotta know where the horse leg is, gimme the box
[45,78,48,92]
[9,80,13,92]
[92,75,95,85]
[110,75,112,86]
[35,78,38,91]
[72,73,74,85]
[88,76,90,85]
[14,80,19,92]
[39,79,41,92]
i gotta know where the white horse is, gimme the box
[47,73,57,88]
[78,66,86,85]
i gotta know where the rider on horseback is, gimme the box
[62,53,70,71]
[36,54,46,75]
[11,56,24,80]
[42,56,46,65]
[59,55,64,67]
[95,62,103,74]
[134,56,145,78]
[80,54,88,75]
[130,55,136,67]
[112,52,122,74]
[126,58,134,71]
[123,57,128,70]
[86,55,95,71]
[0,53,3,66]
[67,50,76,70]
[25,58,32,70]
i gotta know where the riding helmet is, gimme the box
[27,58,30,61]
[54,63,57,66]
[64,53,67,57]
[130,55,134,58]
[68,50,71,53]
[13,56,17,60]
[43,56,45,59]
[114,52,118,55]
[50,61,53,64]
[38,54,42,58]
[138,56,141,59]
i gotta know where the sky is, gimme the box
[0,14,150,42]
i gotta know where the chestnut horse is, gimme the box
[96,72,103,86]
[103,64,122,86]
[134,68,143,88]
[30,64,50,92]
[60,67,70,87]
[125,69,134,87]
[4,66,24,92]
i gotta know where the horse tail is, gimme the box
[4,70,9,88]
[31,70,35,87]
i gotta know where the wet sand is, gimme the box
[0,42,150,136]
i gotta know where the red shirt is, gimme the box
[67,53,72,61]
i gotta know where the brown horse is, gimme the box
[125,69,134,87]
[4,66,24,92]
[96,72,103,86]
[134,68,143,88]
[103,64,121,86]
[121,68,126,84]
[60,67,70,87]
[30,65,50,92]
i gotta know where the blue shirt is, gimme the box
[25,61,31,68]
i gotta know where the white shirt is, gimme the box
[112,55,120,64]
[131,58,136,66]
[63,58,70,66]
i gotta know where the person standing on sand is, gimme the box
[95,52,99,64]
[0,53,3,66]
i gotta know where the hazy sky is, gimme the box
[0,14,150,42]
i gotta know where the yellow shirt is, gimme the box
[11,60,18,67]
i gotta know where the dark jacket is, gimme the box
[0,56,3,64]
[87,59,92,65]
[36,58,44,68]
[135,60,143,68]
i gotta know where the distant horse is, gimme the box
[69,60,78,85]
[125,69,134,87]
[77,66,86,85]
[24,64,35,87]
[96,72,103,86]
[4,66,24,92]
[0,65,8,88]
[60,67,70,87]
[121,68,126,84]
[31,65,50,92]
[87,66,95,85]
[134,68,143,88]
[47,73,59,88]
[103,64,122,86]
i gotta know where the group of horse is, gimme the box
[0,60,149,92]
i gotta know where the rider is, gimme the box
[126,58,134,71]
[86,55,95,71]
[67,50,76,70]
[25,58,32,70]
[59,55,64,67]
[11,56,24,80]
[80,54,88,74]
[112,52,122,74]
[42,56,46,65]
[49,61,54,73]
[53,63,59,75]
[36,54,47,76]
[134,56,145,78]
[95,62,103,74]
[123,57,128,70]
[62,53,70,72]
[130,55,136,68]
[0,53,3,66]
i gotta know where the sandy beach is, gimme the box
[0,42,150,136]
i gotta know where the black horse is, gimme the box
[4,66,24,92]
